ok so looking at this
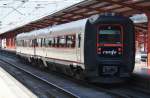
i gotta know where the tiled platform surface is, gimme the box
[0,67,37,98]
[132,62,150,90]
[134,62,149,75]
[0,48,16,54]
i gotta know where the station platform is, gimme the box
[0,67,37,98]
[0,48,16,53]
[134,62,149,76]
[132,62,150,90]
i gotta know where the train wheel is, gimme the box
[48,64,56,71]
[74,71,84,80]
[38,59,46,70]
[65,67,74,77]
[73,66,84,80]
[31,58,37,67]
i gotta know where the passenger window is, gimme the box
[45,38,49,47]
[42,38,46,47]
[44,38,53,47]
[37,39,41,47]
[59,36,66,47]
[66,35,75,48]
[23,40,26,47]
[22,40,24,46]
[78,34,81,48]
[52,38,56,47]
[56,37,59,47]
[26,40,29,47]
[31,40,34,47]
[47,38,53,47]
[17,40,22,46]
[34,39,38,47]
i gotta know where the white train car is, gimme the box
[16,19,87,70]
[16,14,135,83]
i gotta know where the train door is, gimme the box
[76,33,81,62]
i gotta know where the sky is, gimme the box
[0,0,84,33]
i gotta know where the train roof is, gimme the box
[16,31,35,40]
[50,18,88,35]
[16,18,88,40]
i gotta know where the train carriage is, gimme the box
[16,14,135,83]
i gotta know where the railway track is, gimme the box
[0,58,79,98]
[0,51,150,98]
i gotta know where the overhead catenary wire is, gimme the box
[0,0,84,33]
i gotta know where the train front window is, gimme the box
[98,26,122,44]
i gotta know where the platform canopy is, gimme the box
[2,0,150,34]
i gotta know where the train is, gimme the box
[16,14,135,83]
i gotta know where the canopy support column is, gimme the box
[147,13,150,66]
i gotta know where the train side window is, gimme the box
[20,41,22,46]
[50,38,54,47]
[41,39,43,47]
[72,35,76,48]
[17,40,22,46]
[59,36,66,47]
[66,36,69,47]
[56,37,60,47]
[23,40,26,47]
[23,40,25,47]
[25,40,28,47]
[34,39,38,47]
[40,38,46,47]
[21,40,24,47]
[66,35,75,48]
[16,40,18,46]
[19,40,22,46]
[52,38,56,47]
[42,38,46,47]
[37,39,41,47]
[40,39,42,47]
[48,38,53,47]
[45,38,53,47]
[26,40,28,47]
[45,38,49,47]
[26,40,30,47]
[22,40,24,47]
[49,38,52,47]
[32,39,34,47]
[78,34,81,48]
[16,40,19,46]
[27,40,30,47]
[29,40,32,47]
